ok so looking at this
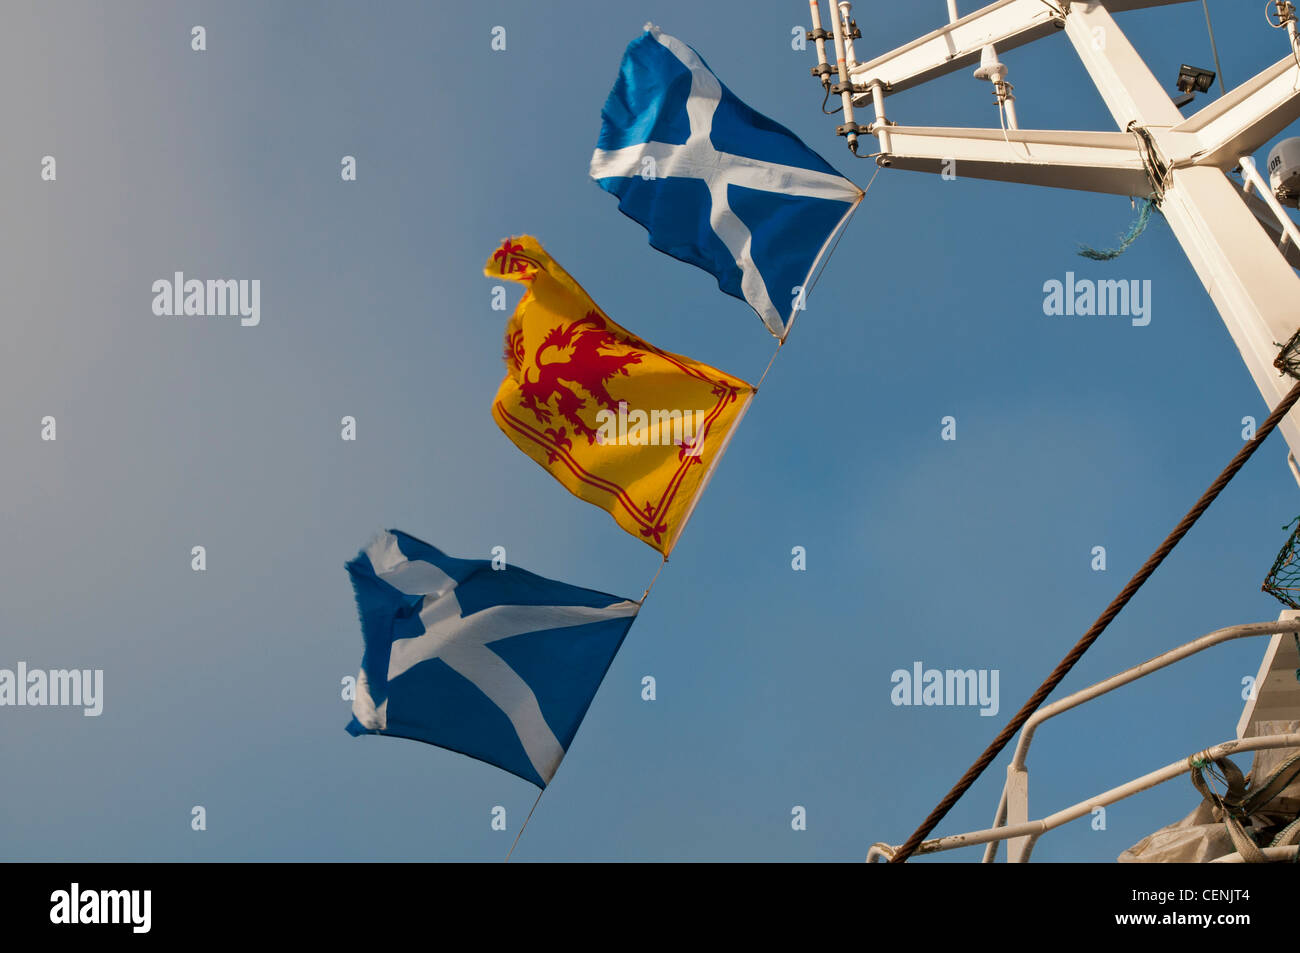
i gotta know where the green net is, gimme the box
[1262,516,1300,608]
[1077,198,1156,262]
[1275,329,1300,381]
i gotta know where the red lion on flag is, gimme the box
[517,313,642,444]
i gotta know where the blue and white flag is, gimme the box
[591,24,863,339]
[345,530,639,788]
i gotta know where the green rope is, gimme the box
[1078,198,1158,261]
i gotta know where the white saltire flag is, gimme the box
[346,530,639,788]
[590,24,863,339]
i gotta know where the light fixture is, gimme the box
[1173,64,1216,108]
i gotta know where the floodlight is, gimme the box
[1176,64,1216,94]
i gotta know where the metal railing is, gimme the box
[867,619,1300,862]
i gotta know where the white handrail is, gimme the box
[975,619,1299,862]
[1011,620,1300,772]
[869,732,1300,861]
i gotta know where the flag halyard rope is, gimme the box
[504,788,545,862]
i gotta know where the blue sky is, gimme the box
[2,0,1298,861]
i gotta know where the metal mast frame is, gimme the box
[811,0,1300,456]
[806,0,1300,862]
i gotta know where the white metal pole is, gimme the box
[870,82,892,156]
[1065,2,1300,459]
[827,0,859,152]
[1240,155,1300,251]
[808,0,831,88]
[1002,93,1019,130]
[838,2,859,71]
[946,0,960,23]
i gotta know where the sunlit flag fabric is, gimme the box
[487,235,753,555]
[346,529,640,788]
[590,24,863,339]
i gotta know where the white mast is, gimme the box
[806,0,1300,459]
[809,1,1300,863]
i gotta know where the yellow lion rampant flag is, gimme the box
[486,236,754,555]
